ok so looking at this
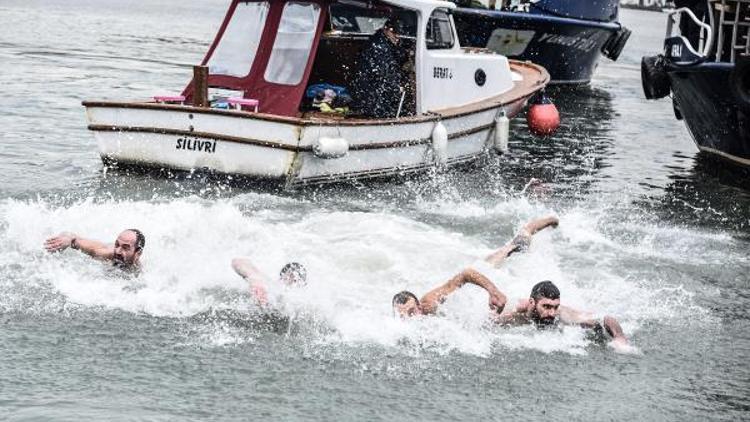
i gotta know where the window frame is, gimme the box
[425,8,455,50]
[263,1,322,86]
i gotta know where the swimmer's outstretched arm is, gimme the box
[44,232,113,260]
[420,268,507,315]
[231,257,270,305]
[560,306,628,344]
[484,215,559,267]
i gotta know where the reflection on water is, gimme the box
[638,153,750,232]
[501,85,617,198]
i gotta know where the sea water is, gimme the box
[0,1,748,420]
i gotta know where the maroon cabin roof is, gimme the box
[182,0,330,117]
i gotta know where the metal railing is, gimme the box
[712,0,750,62]
[666,6,714,57]
[666,0,750,63]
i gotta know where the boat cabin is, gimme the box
[180,0,514,118]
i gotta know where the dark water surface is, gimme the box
[1,1,749,420]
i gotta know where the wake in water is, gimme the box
[0,193,722,356]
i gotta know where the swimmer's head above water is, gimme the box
[112,229,145,270]
[529,280,560,327]
[279,262,307,286]
[392,291,421,318]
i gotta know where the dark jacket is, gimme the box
[351,30,409,119]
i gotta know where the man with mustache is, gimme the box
[44,229,145,272]
[494,280,630,347]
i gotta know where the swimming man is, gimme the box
[392,215,560,318]
[232,257,307,307]
[44,229,145,272]
[493,280,630,347]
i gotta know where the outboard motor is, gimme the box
[641,55,671,100]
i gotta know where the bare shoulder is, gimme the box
[493,309,529,326]
[559,305,596,325]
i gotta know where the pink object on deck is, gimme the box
[227,97,259,112]
[153,95,186,103]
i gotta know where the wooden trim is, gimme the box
[83,60,547,127]
[697,146,750,167]
[447,123,494,140]
[88,124,305,151]
[347,138,431,150]
[88,122,491,151]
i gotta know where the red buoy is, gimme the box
[527,94,560,136]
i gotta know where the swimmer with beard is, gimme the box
[392,216,559,318]
[493,280,630,348]
[44,229,145,272]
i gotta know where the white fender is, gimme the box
[431,121,448,165]
[313,137,348,159]
[494,112,509,153]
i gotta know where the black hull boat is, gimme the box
[642,1,750,168]
[452,0,631,85]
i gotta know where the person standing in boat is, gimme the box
[350,15,412,119]
[44,229,145,272]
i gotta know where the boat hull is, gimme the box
[452,8,623,84]
[668,62,750,167]
[84,62,548,186]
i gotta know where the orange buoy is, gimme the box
[527,94,560,137]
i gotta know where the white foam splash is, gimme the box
[0,196,721,356]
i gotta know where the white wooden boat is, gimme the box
[83,0,549,186]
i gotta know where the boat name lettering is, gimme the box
[433,66,453,79]
[537,33,596,52]
[175,137,217,153]
[670,43,681,58]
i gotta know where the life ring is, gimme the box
[641,55,671,100]
[730,56,750,110]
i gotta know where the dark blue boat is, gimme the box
[642,1,750,168]
[452,0,631,85]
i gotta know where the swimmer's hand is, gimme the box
[488,292,507,314]
[608,337,639,355]
[44,232,75,253]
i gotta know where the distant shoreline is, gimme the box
[620,0,672,11]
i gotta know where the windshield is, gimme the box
[207,1,270,77]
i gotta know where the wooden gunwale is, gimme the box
[83,60,548,127]
[87,122,495,151]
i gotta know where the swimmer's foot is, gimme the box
[522,178,551,198]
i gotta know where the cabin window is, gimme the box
[329,4,417,37]
[425,9,454,50]
[264,1,321,85]
[207,1,270,77]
